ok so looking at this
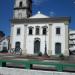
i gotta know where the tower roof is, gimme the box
[30,11,49,18]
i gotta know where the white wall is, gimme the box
[11,22,68,55]
[0,39,9,51]
[52,23,66,55]
[26,23,49,54]
[14,10,27,19]
[11,24,25,50]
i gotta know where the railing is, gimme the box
[0,58,75,72]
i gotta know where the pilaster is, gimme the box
[48,24,52,56]
[10,24,14,49]
[64,25,69,56]
[22,25,27,55]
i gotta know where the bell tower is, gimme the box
[13,0,32,19]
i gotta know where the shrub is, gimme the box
[59,54,64,60]
[38,52,42,56]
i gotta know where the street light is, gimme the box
[44,27,47,55]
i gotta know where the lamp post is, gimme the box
[44,29,47,55]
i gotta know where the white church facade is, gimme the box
[10,0,70,56]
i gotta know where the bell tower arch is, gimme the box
[13,0,32,19]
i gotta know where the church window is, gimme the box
[19,1,23,7]
[36,26,40,35]
[43,28,47,35]
[29,27,33,35]
[17,28,20,35]
[56,28,60,35]
[42,26,47,35]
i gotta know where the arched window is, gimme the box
[55,43,61,54]
[19,1,22,7]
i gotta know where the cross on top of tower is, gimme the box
[37,11,41,14]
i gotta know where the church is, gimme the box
[10,0,70,56]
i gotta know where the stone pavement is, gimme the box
[0,67,75,75]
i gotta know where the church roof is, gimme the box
[30,11,49,18]
[11,17,70,24]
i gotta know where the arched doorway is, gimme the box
[55,43,61,54]
[34,40,40,54]
[15,42,20,53]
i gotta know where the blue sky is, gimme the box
[0,0,75,36]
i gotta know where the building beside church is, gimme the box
[0,36,10,52]
[10,0,70,56]
[69,30,75,52]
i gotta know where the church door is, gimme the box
[15,42,20,53]
[55,43,61,54]
[34,40,40,54]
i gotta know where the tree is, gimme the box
[0,31,5,37]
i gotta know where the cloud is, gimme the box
[33,0,44,5]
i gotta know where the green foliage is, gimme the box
[59,54,64,60]
[38,52,42,56]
